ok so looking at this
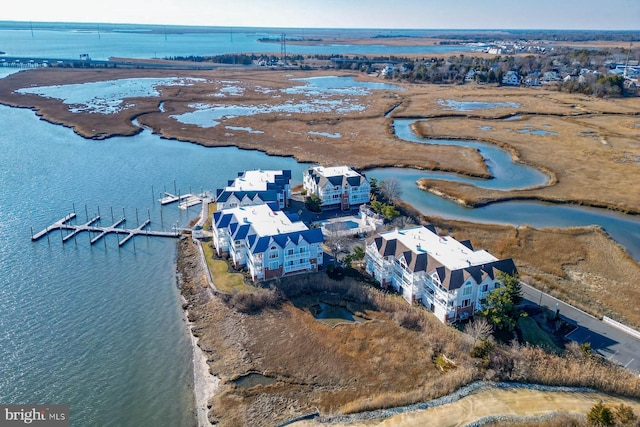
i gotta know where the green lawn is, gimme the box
[202,243,252,293]
[518,316,563,353]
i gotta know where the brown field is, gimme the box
[178,238,640,427]
[280,36,635,51]
[1,68,637,214]
[402,84,640,213]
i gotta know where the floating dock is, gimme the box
[160,192,205,209]
[31,213,180,247]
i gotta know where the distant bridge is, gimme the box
[0,55,226,70]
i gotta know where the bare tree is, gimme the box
[390,215,416,230]
[464,317,493,345]
[379,177,402,203]
[324,222,350,264]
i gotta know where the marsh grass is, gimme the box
[198,273,640,425]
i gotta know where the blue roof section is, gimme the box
[251,236,271,254]
[213,211,232,228]
[285,212,300,222]
[216,190,279,204]
[229,222,238,234]
[304,228,324,244]
[247,228,324,254]
[232,224,250,240]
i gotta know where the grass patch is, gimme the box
[203,202,216,231]
[201,243,250,293]
[518,316,563,353]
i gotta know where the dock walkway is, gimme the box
[160,192,205,210]
[32,213,180,247]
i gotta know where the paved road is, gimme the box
[521,283,640,374]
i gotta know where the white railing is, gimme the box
[284,262,311,273]
[603,316,640,340]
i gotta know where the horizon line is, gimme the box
[1,20,639,33]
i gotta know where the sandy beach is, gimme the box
[187,306,220,427]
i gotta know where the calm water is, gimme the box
[1,28,639,425]
[0,22,472,60]
[0,68,308,425]
[368,121,640,260]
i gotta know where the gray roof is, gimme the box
[368,228,517,291]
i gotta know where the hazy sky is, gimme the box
[4,0,639,30]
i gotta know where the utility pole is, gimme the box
[281,33,287,67]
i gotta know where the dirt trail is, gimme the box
[294,388,640,426]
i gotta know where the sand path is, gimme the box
[295,388,640,426]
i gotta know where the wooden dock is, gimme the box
[32,213,180,247]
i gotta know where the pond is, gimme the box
[519,126,557,136]
[233,373,277,389]
[171,76,401,128]
[438,99,520,111]
[311,302,366,327]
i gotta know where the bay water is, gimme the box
[0,22,472,60]
[0,75,307,425]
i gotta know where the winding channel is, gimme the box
[368,119,640,261]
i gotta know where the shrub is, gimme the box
[393,309,423,331]
[587,401,614,426]
[471,339,495,359]
[228,289,282,314]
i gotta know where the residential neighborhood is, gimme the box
[208,167,516,323]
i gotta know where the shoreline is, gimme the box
[176,204,220,427]
[184,300,219,427]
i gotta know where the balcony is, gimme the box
[284,261,311,273]
[285,253,308,261]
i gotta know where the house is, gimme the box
[303,166,370,210]
[524,71,541,86]
[212,204,324,281]
[365,225,518,323]
[215,169,291,211]
[542,71,562,83]
[502,71,521,86]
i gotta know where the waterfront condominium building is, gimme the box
[214,169,292,211]
[302,165,370,210]
[365,225,518,323]
[212,204,324,281]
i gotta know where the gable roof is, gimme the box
[305,165,368,189]
[368,225,517,290]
